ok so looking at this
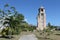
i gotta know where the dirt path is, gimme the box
[19,34,38,40]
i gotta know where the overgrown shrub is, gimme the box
[1,27,12,37]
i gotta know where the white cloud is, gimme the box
[24,18,28,22]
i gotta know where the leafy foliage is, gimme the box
[0,4,25,36]
[0,4,36,37]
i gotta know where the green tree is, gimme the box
[48,22,51,27]
[0,4,24,38]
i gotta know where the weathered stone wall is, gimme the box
[37,6,46,30]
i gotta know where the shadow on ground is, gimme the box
[0,35,14,39]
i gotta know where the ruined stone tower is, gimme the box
[37,6,46,30]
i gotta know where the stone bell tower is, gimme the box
[37,6,46,30]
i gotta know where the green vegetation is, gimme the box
[0,4,60,40]
[33,23,60,40]
[0,4,36,39]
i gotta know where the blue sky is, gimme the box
[0,0,60,26]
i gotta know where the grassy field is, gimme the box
[0,31,33,40]
[0,31,60,40]
[33,30,60,40]
[0,34,20,40]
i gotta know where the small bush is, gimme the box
[1,27,12,37]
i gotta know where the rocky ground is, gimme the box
[0,31,60,40]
